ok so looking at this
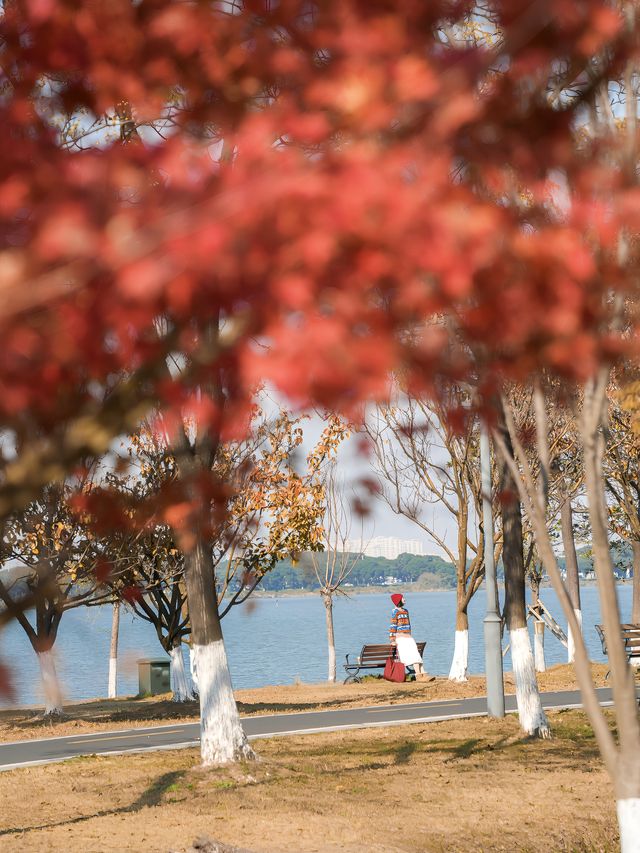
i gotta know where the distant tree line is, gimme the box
[254,552,457,592]
[251,543,635,595]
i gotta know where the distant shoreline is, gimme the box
[252,584,454,598]
[252,578,626,600]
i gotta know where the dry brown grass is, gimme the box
[0,663,610,743]
[0,709,617,853]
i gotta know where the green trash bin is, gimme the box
[138,658,171,696]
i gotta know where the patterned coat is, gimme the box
[389,606,412,642]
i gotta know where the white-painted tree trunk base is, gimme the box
[510,627,551,738]
[170,644,193,702]
[37,650,64,716]
[617,798,640,853]
[108,657,117,699]
[567,609,582,664]
[195,640,255,766]
[189,645,199,698]
[534,623,546,672]
[327,644,336,684]
[448,629,469,682]
[324,596,337,683]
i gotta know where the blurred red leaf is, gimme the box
[0,661,15,702]
[122,585,143,605]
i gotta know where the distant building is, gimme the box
[344,536,427,560]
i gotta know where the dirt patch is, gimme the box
[0,709,617,852]
[0,663,610,742]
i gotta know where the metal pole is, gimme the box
[480,422,505,717]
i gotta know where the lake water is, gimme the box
[0,584,632,708]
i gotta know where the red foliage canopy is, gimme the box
[0,0,637,480]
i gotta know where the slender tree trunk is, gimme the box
[448,605,469,682]
[632,540,640,625]
[182,536,254,765]
[189,644,199,698]
[561,496,582,663]
[533,620,546,672]
[169,640,192,702]
[582,385,640,842]
[498,403,550,737]
[108,601,120,700]
[322,592,337,683]
[37,648,63,715]
[528,581,546,672]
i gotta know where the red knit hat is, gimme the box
[391,593,404,606]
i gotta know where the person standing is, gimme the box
[389,593,434,682]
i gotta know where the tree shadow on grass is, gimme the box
[236,698,377,714]
[10,701,200,733]
[0,768,187,838]
[393,741,417,764]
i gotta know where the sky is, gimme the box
[295,408,461,561]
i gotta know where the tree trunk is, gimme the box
[529,584,546,673]
[37,649,63,715]
[498,403,550,737]
[108,601,120,700]
[322,592,337,683]
[189,644,199,698]
[533,620,546,672]
[561,496,582,663]
[183,537,254,765]
[169,640,192,702]
[582,381,640,841]
[448,606,469,682]
[632,541,640,625]
[618,801,640,853]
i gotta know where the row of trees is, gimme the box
[0,409,347,711]
[2,378,637,716]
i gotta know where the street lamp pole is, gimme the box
[480,421,505,718]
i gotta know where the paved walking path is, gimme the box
[0,687,616,771]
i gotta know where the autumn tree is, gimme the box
[101,410,344,705]
[0,479,105,714]
[94,407,344,720]
[162,396,345,763]
[0,0,625,527]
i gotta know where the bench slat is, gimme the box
[595,624,640,675]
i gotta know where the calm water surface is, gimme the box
[0,584,631,707]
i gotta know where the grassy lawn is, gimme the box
[0,709,618,853]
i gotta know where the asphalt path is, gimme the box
[0,686,617,772]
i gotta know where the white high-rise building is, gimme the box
[344,536,427,560]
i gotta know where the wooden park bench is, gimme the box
[343,642,426,684]
[595,623,640,679]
